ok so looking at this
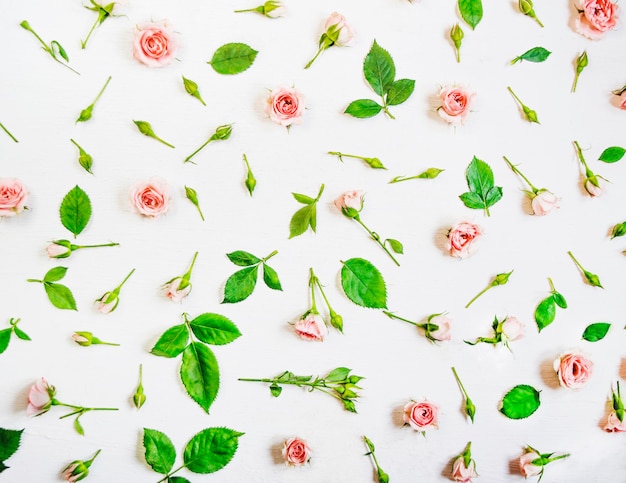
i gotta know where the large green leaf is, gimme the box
[500,384,541,419]
[143,428,176,475]
[44,282,77,311]
[181,342,219,413]
[189,313,241,346]
[183,427,244,474]
[459,157,502,215]
[385,79,415,106]
[534,297,556,332]
[289,204,314,238]
[59,185,92,237]
[363,40,395,96]
[458,0,483,30]
[345,99,382,118]
[43,266,68,283]
[262,264,282,291]
[511,47,551,64]
[0,330,11,354]
[151,324,189,358]
[598,146,625,163]
[0,428,23,469]
[222,266,258,303]
[226,251,260,267]
[341,258,387,309]
[582,322,611,342]
[209,43,258,75]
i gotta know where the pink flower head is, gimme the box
[531,190,560,216]
[27,377,55,416]
[605,411,626,432]
[265,87,305,127]
[323,12,354,46]
[584,176,606,197]
[0,178,28,217]
[427,315,452,342]
[130,177,171,217]
[46,241,72,258]
[519,450,543,477]
[575,0,618,39]
[164,277,192,303]
[282,437,311,466]
[452,456,478,482]
[446,222,483,259]
[334,190,364,218]
[294,312,328,341]
[618,91,626,110]
[403,399,439,432]
[438,85,475,125]
[133,20,178,67]
[554,351,593,388]
[501,316,524,342]
[95,292,118,314]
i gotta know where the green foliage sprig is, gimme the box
[27,266,77,311]
[0,318,31,355]
[222,250,282,303]
[534,278,567,332]
[0,428,24,473]
[20,20,79,75]
[289,184,324,238]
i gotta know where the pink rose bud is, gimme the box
[130,177,171,217]
[62,449,101,482]
[334,190,364,218]
[519,450,543,477]
[282,437,311,466]
[323,12,355,46]
[427,315,452,341]
[265,87,305,127]
[0,178,28,217]
[95,292,118,314]
[452,456,478,482]
[575,0,618,39]
[604,411,626,432]
[294,312,328,341]
[438,85,475,126]
[446,222,483,259]
[501,316,524,341]
[553,351,593,389]
[47,241,72,258]
[27,377,55,417]
[133,20,178,67]
[584,176,606,197]
[164,277,192,303]
[531,190,560,216]
[403,399,439,432]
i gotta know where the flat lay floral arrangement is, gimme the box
[0,0,625,482]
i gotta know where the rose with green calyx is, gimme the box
[503,156,559,215]
[163,252,198,302]
[294,267,343,338]
[465,270,513,308]
[604,381,626,432]
[519,445,570,480]
[72,331,119,347]
[383,311,451,343]
[305,12,354,69]
[465,315,524,352]
[62,449,101,482]
[452,442,478,482]
[95,268,135,314]
[46,239,119,259]
[573,140,608,197]
[81,0,122,49]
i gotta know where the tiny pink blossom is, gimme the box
[0,178,28,217]
[438,85,475,125]
[575,0,618,39]
[403,399,439,432]
[554,351,593,389]
[27,377,54,417]
[95,293,117,314]
[519,451,543,477]
[446,222,483,258]
[282,437,311,466]
[133,20,178,67]
[334,190,364,213]
[452,456,478,482]
[531,190,560,216]
[265,87,305,127]
[428,315,452,341]
[293,313,328,341]
[584,177,606,197]
[130,177,171,217]
[604,411,626,432]
[618,92,626,110]
[164,278,191,303]
[501,316,524,341]
[323,12,354,46]
[46,243,70,258]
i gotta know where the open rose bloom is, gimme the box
[519,450,543,477]
[446,222,483,258]
[438,85,475,126]
[554,351,593,388]
[130,178,171,217]
[27,377,55,416]
[265,87,305,127]
[293,312,328,341]
[334,190,364,218]
[531,190,560,216]
[575,0,618,39]
[282,437,311,466]
[403,399,439,432]
[0,178,28,217]
[164,277,191,302]
[452,456,478,482]
[426,315,452,342]
[133,20,178,67]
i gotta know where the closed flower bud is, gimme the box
[263,0,286,17]
[133,390,146,410]
[62,449,101,482]
[47,240,73,258]
[95,292,118,314]
[214,124,233,140]
[584,176,606,197]
[72,331,94,346]
[518,0,533,15]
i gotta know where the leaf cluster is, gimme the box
[534,280,567,332]
[222,251,282,303]
[459,157,503,216]
[28,266,77,311]
[0,318,31,355]
[289,184,324,239]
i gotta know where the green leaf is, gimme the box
[418,168,445,179]
[534,297,556,332]
[292,193,315,204]
[345,99,382,118]
[289,204,314,238]
[222,266,258,303]
[458,0,483,30]
[0,428,24,469]
[151,324,189,358]
[0,329,11,354]
[341,258,387,309]
[59,185,92,238]
[269,383,282,397]
[12,327,31,341]
[262,264,282,291]
[143,428,176,475]
[598,146,625,163]
[326,367,351,382]
[44,282,77,311]
[169,478,191,483]
[309,204,317,232]
[73,417,84,436]
[460,157,502,215]
[385,79,415,106]
[512,47,551,64]
[43,266,68,283]
[386,239,404,254]
[183,427,244,474]
[363,40,396,96]
[552,292,568,309]
[226,251,261,267]
[181,342,219,413]
[500,384,541,419]
[209,43,258,75]
[51,40,69,62]
[458,191,485,209]
[582,322,611,342]
[485,186,504,206]
[189,313,241,346]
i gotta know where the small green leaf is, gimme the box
[363,40,396,96]
[0,428,23,472]
[511,47,551,64]
[262,264,282,291]
[183,427,244,474]
[534,297,556,332]
[73,417,84,436]
[143,428,176,475]
[341,258,387,309]
[222,266,258,303]
[385,79,415,106]
[289,204,314,238]
[169,478,191,483]
[552,292,568,309]
[418,168,445,179]
[51,40,69,62]
[44,283,77,311]
[44,266,68,283]
[0,329,11,354]
[598,146,625,163]
[189,313,242,346]
[500,384,540,419]
[12,327,31,341]
[60,185,92,238]
[386,239,404,254]
[326,367,351,382]
[458,0,483,30]
[459,191,485,209]
[181,342,220,413]
[151,324,189,358]
[209,43,258,75]
[345,99,382,118]
[292,193,315,204]
[269,383,282,397]
[582,322,611,342]
[226,251,261,266]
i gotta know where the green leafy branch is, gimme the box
[289,184,324,238]
[534,278,567,332]
[81,0,119,49]
[76,76,111,123]
[363,436,389,483]
[459,156,503,216]
[20,20,79,75]
[27,266,77,311]
[222,250,282,303]
[0,318,31,355]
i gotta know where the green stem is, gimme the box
[544,453,570,464]
[155,464,185,483]
[85,449,102,466]
[92,76,112,105]
[573,141,594,177]
[389,174,420,183]
[313,275,334,314]
[328,151,366,162]
[305,46,325,69]
[234,6,264,13]
[502,156,538,193]
[308,268,318,313]
[152,135,175,149]
[451,367,469,399]
[381,99,396,120]
[93,338,120,346]
[547,277,556,293]
[465,285,492,308]
[81,15,101,49]
[567,251,584,272]
[0,122,18,142]
[114,268,135,293]
[382,310,418,326]
[74,242,120,249]
[507,86,524,108]
[354,217,400,266]
[183,251,199,280]
[184,137,213,163]
[26,279,43,283]
[262,250,278,262]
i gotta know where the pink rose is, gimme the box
[130,178,171,217]
[46,242,71,258]
[164,278,191,303]
[282,437,311,466]
[604,411,626,432]
[619,91,626,110]
[334,190,364,217]
[0,178,28,217]
[27,377,55,416]
[446,222,483,259]
[554,351,593,389]
[531,190,560,216]
[133,20,178,67]
[294,313,328,341]
[427,315,452,341]
[95,293,118,314]
[519,451,542,477]
[452,456,478,482]
[403,399,439,431]
[584,177,606,197]
[265,87,305,127]
[438,85,475,125]
[323,12,354,46]
[501,316,524,341]
[575,0,618,39]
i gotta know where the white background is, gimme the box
[0,0,625,482]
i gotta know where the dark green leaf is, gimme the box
[459,191,485,209]
[341,258,387,309]
[12,327,31,341]
[143,428,176,475]
[262,264,282,291]
[345,99,382,118]
[222,266,258,303]
[59,185,92,237]
[386,239,404,254]
[534,297,556,332]
[183,427,244,474]
[44,283,77,311]
[209,43,258,75]
[582,322,611,342]
[73,417,84,436]
[485,186,503,206]
[598,146,625,163]
[0,462,7,474]
[292,193,315,204]
[458,0,483,30]
[169,478,191,483]
[326,367,351,382]
[363,40,396,96]
[226,251,260,267]
[0,330,11,354]
[190,313,241,346]
[181,342,219,413]
[289,204,314,238]
[385,79,415,106]
[552,292,567,309]
[512,47,551,63]
[269,383,282,397]
[0,428,23,467]
[500,384,541,419]
[151,324,189,358]
[43,266,68,283]
[309,204,317,232]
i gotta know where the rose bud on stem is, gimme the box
[133,120,175,148]
[19,20,80,75]
[572,51,588,93]
[72,331,119,347]
[61,449,101,482]
[518,0,544,27]
[133,364,146,410]
[184,186,205,221]
[451,367,476,423]
[363,436,389,483]
[573,140,608,197]
[389,168,444,184]
[184,124,233,164]
[243,154,257,196]
[452,441,478,482]
[70,139,94,174]
[95,268,135,314]
[450,23,464,63]
[305,12,354,69]
[519,445,570,480]
[234,1,286,18]
[309,267,343,332]
[163,251,198,302]
[507,86,539,123]
[604,381,626,432]
[464,315,524,352]
[502,156,559,215]
[567,251,603,288]
[465,270,514,308]
[81,0,120,49]
[383,311,451,343]
[76,76,112,122]
[182,76,206,106]
[0,121,18,143]
[328,151,386,170]
[46,239,119,259]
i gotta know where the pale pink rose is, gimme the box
[446,222,483,259]
[553,351,593,389]
[323,12,354,46]
[403,400,439,431]
[604,411,626,432]
[265,87,305,127]
[130,178,171,217]
[452,456,478,482]
[428,315,452,341]
[584,177,606,197]
[164,278,191,303]
[294,313,328,341]
[95,293,117,314]
[27,377,55,416]
[133,20,178,67]
[619,92,626,110]
[531,191,560,216]
[0,178,28,217]
[282,437,311,466]
[575,0,618,39]
[501,316,524,341]
[438,86,475,125]
[46,243,70,258]
[334,190,364,214]
[62,463,80,482]
[519,451,542,477]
